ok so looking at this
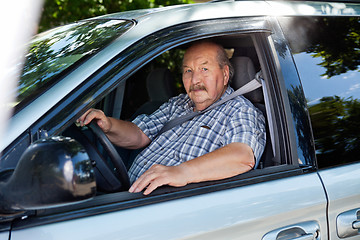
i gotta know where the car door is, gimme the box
[9,172,327,240]
[320,164,360,239]
[278,14,360,239]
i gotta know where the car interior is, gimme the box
[62,34,278,195]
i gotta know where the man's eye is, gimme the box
[185,69,192,73]
[202,67,208,71]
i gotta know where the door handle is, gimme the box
[353,220,360,229]
[290,233,316,240]
[262,221,320,240]
[337,208,360,238]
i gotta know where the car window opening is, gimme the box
[61,35,281,196]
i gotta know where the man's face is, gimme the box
[182,43,229,111]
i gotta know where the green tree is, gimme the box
[308,96,360,168]
[280,16,360,78]
[306,17,360,78]
[39,0,193,32]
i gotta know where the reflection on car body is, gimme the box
[0,1,360,239]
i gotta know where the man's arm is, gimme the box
[129,142,254,195]
[77,108,151,149]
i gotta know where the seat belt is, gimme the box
[156,71,263,137]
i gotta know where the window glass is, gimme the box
[14,19,134,113]
[279,16,360,168]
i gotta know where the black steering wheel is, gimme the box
[65,122,130,192]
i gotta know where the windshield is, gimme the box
[14,19,134,112]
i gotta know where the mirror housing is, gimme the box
[0,136,96,215]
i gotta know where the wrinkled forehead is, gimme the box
[183,44,219,67]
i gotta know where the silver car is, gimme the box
[1,1,360,239]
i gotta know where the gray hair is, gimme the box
[216,45,234,82]
[185,40,234,83]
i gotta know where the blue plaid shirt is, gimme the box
[128,86,266,183]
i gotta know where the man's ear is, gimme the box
[223,65,230,85]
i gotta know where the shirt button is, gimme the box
[143,162,147,166]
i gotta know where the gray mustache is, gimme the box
[189,85,206,92]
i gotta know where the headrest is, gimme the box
[230,57,264,103]
[146,68,176,102]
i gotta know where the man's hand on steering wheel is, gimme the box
[75,109,130,191]
[77,108,112,133]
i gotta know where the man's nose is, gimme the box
[191,70,201,85]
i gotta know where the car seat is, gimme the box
[126,68,177,169]
[230,56,264,104]
[132,68,177,117]
[230,56,274,168]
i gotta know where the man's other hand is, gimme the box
[129,164,190,195]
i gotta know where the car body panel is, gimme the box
[318,163,360,240]
[0,233,8,240]
[11,173,327,240]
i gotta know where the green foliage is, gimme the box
[39,0,193,32]
[287,85,360,168]
[307,17,360,78]
[282,16,360,78]
[308,96,360,168]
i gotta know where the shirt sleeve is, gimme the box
[223,104,267,167]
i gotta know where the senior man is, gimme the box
[78,41,266,195]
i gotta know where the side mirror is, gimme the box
[0,136,96,215]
